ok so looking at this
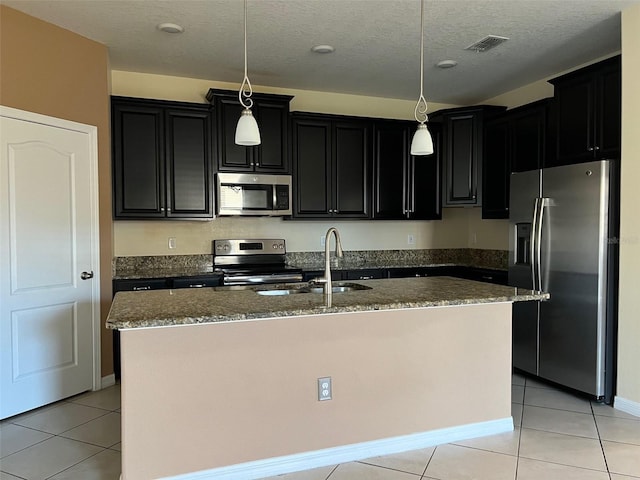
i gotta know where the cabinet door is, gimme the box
[410,123,441,220]
[112,103,165,218]
[165,109,214,218]
[372,122,409,219]
[113,278,169,292]
[596,64,621,159]
[444,113,480,205]
[553,75,594,166]
[215,96,254,171]
[254,100,289,173]
[511,107,546,172]
[483,119,510,219]
[333,121,370,218]
[344,269,386,280]
[293,118,332,217]
[170,275,222,288]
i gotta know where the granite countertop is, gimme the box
[112,249,509,280]
[107,276,548,330]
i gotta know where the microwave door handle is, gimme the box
[273,185,277,211]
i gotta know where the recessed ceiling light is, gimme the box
[436,60,458,69]
[311,45,335,54]
[157,23,184,34]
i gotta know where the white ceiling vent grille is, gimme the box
[465,35,509,52]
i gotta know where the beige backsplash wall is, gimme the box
[111,70,522,256]
[113,207,508,256]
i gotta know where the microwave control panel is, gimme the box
[275,185,290,210]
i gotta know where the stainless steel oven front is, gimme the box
[213,239,303,285]
[216,173,292,216]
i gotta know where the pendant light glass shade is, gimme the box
[411,0,433,156]
[235,0,261,146]
[410,123,433,156]
[235,108,261,145]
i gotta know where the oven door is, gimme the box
[217,173,291,216]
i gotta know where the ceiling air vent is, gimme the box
[465,35,509,52]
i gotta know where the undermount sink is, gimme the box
[255,282,372,296]
[255,288,307,296]
[308,284,372,294]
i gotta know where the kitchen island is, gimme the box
[107,277,547,480]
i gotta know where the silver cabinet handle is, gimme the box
[359,275,373,280]
[80,271,94,280]
[133,285,151,291]
[188,283,206,288]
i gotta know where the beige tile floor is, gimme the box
[1,374,639,480]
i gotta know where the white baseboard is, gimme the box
[159,417,513,480]
[101,374,116,389]
[614,396,640,418]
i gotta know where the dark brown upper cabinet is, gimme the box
[206,88,293,174]
[112,97,214,219]
[431,106,506,207]
[292,113,371,219]
[372,120,441,220]
[548,55,620,166]
[483,99,551,219]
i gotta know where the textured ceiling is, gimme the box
[4,0,639,104]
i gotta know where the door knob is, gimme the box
[81,271,94,280]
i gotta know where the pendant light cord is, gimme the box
[414,0,428,125]
[239,0,254,109]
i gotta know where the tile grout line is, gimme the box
[420,444,437,479]
[42,447,110,480]
[354,460,422,477]
[514,381,525,480]
[324,464,339,479]
[591,401,613,480]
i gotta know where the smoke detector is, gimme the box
[157,23,184,34]
[465,35,509,52]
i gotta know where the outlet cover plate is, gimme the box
[318,377,332,401]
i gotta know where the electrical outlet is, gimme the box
[318,377,332,401]
[320,235,326,247]
[168,237,177,249]
[407,234,415,245]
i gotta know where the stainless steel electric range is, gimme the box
[213,239,303,286]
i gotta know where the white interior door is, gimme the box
[0,107,100,419]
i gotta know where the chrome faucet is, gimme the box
[315,227,344,307]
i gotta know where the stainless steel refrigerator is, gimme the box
[508,160,618,403]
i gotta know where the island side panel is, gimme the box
[119,303,512,480]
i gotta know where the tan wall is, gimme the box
[113,208,474,255]
[112,70,551,255]
[120,303,512,479]
[111,70,508,255]
[0,6,113,377]
[618,4,640,407]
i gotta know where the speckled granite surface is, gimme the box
[107,276,548,330]
[286,248,507,271]
[114,254,215,280]
[113,249,508,280]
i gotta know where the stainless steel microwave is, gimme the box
[216,173,292,216]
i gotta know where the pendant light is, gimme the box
[410,0,434,156]
[235,0,261,146]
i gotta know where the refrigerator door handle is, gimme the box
[531,197,546,292]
